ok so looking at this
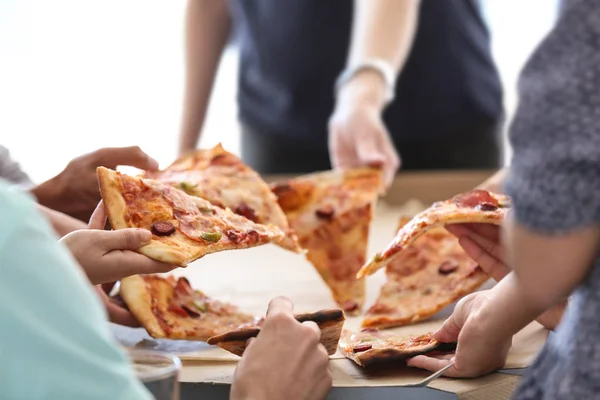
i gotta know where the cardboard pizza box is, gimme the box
[113,170,544,400]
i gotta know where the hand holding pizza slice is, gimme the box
[357,190,511,279]
[97,167,286,266]
[362,217,490,329]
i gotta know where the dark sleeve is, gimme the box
[505,0,600,234]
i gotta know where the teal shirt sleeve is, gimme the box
[0,183,152,400]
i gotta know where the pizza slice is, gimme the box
[97,166,285,266]
[146,143,302,253]
[339,328,456,367]
[357,190,510,278]
[207,309,346,357]
[362,217,489,329]
[271,168,383,315]
[120,274,262,341]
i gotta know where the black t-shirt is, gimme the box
[230,0,503,150]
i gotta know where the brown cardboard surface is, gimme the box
[114,172,544,396]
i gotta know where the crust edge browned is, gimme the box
[119,275,167,339]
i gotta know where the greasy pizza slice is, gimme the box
[97,167,285,266]
[357,190,510,278]
[339,328,456,367]
[120,275,261,341]
[362,217,489,329]
[271,168,384,315]
[207,309,346,357]
[146,143,302,253]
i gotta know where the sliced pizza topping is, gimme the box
[357,190,511,279]
[361,218,489,330]
[97,166,286,266]
[146,143,302,253]
[119,274,261,341]
[271,168,383,315]
[152,221,176,236]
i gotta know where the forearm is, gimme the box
[37,205,87,237]
[178,0,231,154]
[336,0,420,110]
[506,217,600,311]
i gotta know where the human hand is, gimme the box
[407,291,512,378]
[95,283,140,327]
[329,72,400,188]
[230,297,332,400]
[447,223,565,330]
[32,146,159,221]
[60,201,176,285]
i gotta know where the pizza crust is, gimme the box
[207,309,346,357]
[120,275,167,338]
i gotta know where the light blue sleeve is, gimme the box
[0,183,152,400]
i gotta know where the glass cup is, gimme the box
[128,349,182,400]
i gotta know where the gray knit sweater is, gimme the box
[506,0,600,398]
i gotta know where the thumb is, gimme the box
[88,200,107,229]
[100,229,153,252]
[356,135,385,169]
[433,314,463,343]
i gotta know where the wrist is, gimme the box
[478,275,541,338]
[335,69,389,112]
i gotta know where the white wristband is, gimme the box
[334,59,397,105]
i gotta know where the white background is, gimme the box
[0,0,558,182]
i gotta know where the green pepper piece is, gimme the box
[177,181,197,193]
[200,231,222,243]
[192,300,207,312]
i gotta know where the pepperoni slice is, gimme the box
[152,221,175,236]
[271,183,292,197]
[226,230,241,243]
[438,261,459,275]
[342,300,359,313]
[168,304,190,318]
[181,305,201,318]
[453,190,498,209]
[478,202,499,211]
[315,205,335,220]
[246,230,260,244]
[353,344,373,353]
[174,277,193,296]
[235,203,258,222]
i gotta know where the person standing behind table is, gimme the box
[178,0,504,187]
